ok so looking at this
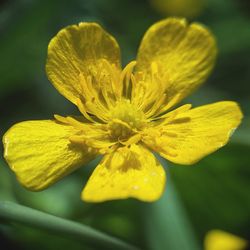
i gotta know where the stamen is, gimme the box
[120,61,136,98]
[119,134,142,146]
[78,62,119,122]
[54,115,86,129]
[65,116,86,129]
[101,59,122,99]
[76,99,96,123]
[161,131,178,137]
[168,117,191,124]
[151,104,192,124]
[54,114,69,124]
[153,93,182,117]
[69,135,86,144]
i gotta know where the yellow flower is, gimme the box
[3,18,242,202]
[204,230,248,250]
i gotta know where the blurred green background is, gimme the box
[0,0,249,249]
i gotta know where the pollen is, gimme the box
[108,99,147,144]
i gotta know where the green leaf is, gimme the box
[171,143,250,239]
[144,158,201,250]
[0,201,139,250]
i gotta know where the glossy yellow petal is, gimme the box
[3,120,96,190]
[54,114,116,154]
[46,22,121,119]
[204,230,248,250]
[135,18,217,115]
[143,101,243,165]
[82,144,166,202]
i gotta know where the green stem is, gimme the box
[145,157,201,250]
[0,201,139,250]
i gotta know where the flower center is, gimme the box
[108,99,147,144]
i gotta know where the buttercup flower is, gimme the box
[204,230,248,250]
[3,18,242,202]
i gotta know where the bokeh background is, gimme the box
[0,0,249,249]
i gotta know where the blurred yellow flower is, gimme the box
[3,18,242,202]
[204,230,248,250]
[150,0,205,19]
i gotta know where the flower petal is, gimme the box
[3,120,96,190]
[82,144,166,202]
[204,230,248,250]
[46,22,121,109]
[135,18,217,115]
[143,101,243,165]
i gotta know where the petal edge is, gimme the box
[82,144,166,202]
[143,101,243,165]
[3,120,96,190]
